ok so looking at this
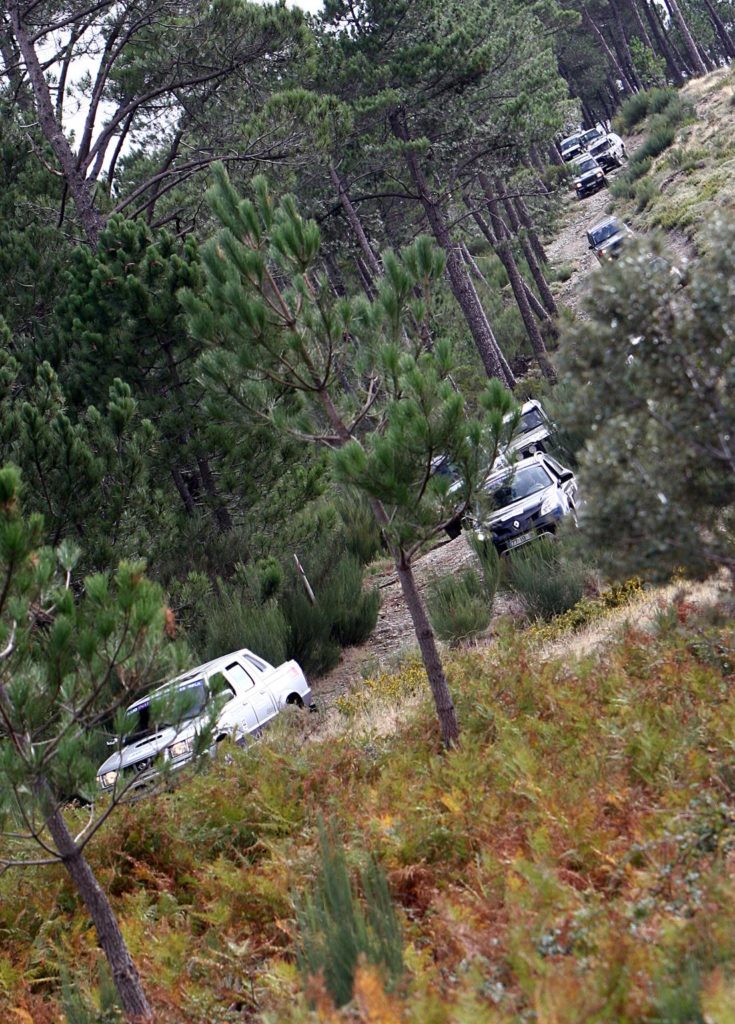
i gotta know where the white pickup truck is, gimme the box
[96,648,312,794]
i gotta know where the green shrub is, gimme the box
[281,588,342,676]
[297,821,403,1007]
[61,963,123,1024]
[635,177,657,212]
[616,86,677,132]
[323,553,381,648]
[427,567,493,644]
[335,490,385,565]
[203,595,289,666]
[505,538,588,621]
[469,532,502,602]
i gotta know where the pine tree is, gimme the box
[315,0,570,385]
[0,465,185,1020]
[182,166,518,747]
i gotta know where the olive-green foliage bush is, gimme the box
[612,93,695,195]
[62,964,122,1024]
[427,567,492,644]
[203,594,289,667]
[469,531,502,601]
[326,554,381,648]
[334,490,385,566]
[297,821,403,1007]
[198,531,380,674]
[505,537,588,621]
[615,86,678,132]
[526,576,644,643]
[427,538,501,644]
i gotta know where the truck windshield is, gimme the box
[518,407,546,433]
[576,158,598,174]
[590,221,619,244]
[486,464,552,509]
[122,679,208,744]
[581,129,603,146]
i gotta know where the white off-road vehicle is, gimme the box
[587,131,626,171]
[97,649,312,794]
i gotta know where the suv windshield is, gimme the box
[581,129,604,146]
[561,137,580,152]
[518,407,545,432]
[590,220,619,244]
[486,464,552,509]
[590,139,609,153]
[122,678,208,744]
[576,158,598,174]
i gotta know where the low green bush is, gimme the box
[635,177,658,212]
[505,538,588,621]
[203,595,289,667]
[297,821,403,1007]
[616,86,677,132]
[427,566,493,644]
[323,553,381,648]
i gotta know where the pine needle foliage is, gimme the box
[505,537,588,620]
[427,568,492,644]
[297,820,403,1007]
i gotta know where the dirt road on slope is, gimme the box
[545,181,613,317]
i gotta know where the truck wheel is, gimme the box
[286,693,304,709]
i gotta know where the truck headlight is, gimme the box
[99,770,118,790]
[168,737,193,760]
[540,492,561,516]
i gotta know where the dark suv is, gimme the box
[572,155,606,198]
[473,454,579,556]
[587,215,633,261]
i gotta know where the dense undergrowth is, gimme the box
[2,589,734,1022]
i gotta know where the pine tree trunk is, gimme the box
[581,4,636,93]
[627,0,655,52]
[355,253,377,299]
[8,3,104,247]
[311,388,461,749]
[499,184,558,316]
[702,0,735,58]
[664,0,708,75]
[390,110,513,387]
[642,0,685,81]
[329,163,383,278]
[171,466,196,516]
[611,2,645,89]
[394,554,459,748]
[512,195,548,266]
[197,455,233,532]
[44,804,152,1021]
[651,0,692,77]
[475,181,556,382]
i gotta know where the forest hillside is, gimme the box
[0,2,734,1021]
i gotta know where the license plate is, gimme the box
[506,532,534,551]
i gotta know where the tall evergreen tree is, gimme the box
[557,224,735,581]
[182,166,518,747]
[315,0,571,385]
[0,465,185,1020]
